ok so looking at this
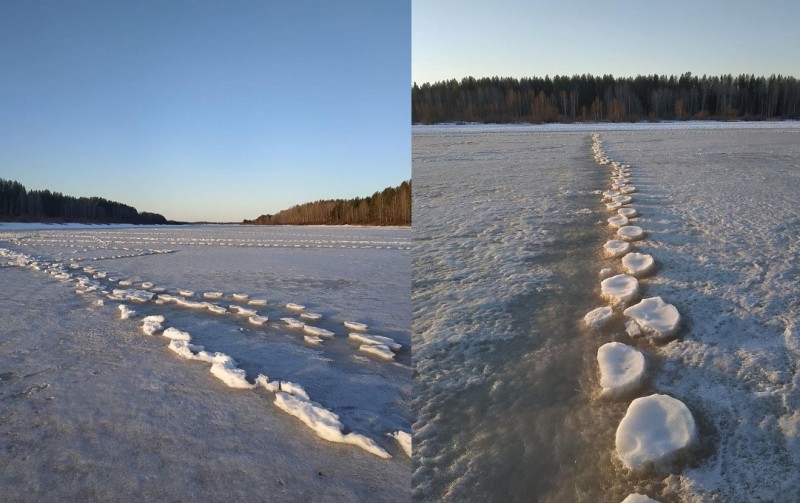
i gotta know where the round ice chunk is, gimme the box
[584,306,613,330]
[622,252,655,277]
[615,394,696,471]
[612,195,633,205]
[617,226,644,241]
[607,215,629,229]
[601,274,639,304]
[606,202,622,210]
[621,494,660,503]
[203,292,223,299]
[604,239,631,258]
[619,185,636,194]
[248,315,268,325]
[300,312,322,321]
[623,297,680,339]
[597,342,645,397]
[344,321,368,331]
[286,303,306,311]
[618,207,638,218]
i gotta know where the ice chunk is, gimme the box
[359,344,395,360]
[389,430,412,457]
[281,317,305,329]
[304,336,323,345]
[93,299,104,307]
[203,302,227,315]
[119,280,132,286]
[203,292,224,299]
[606,201,623,210]
[621,494,660,503]
[162,327,191,341]
[286,302,306,311]
[625,319,642,337]
[178,289,194,297]
[612,195,633,205]
[622,252,655,277]
[615,394,696,471]
[195,351,236,366]
[303,325,335,339]
[619,185,636,194]
[232,293,249,300]
[599,268,614,279]
[248,315,268,325]
[254,374,280,393]
[597,342,646,397]
[601,274,639,304]
[618,207,638,218]
[623,297,681,339]
[607,215,629,229]
[617,226,645,241]
[584,306,613,330]
[141,315,165,335]
[229,305,257,317]
[348,333,401,350]
[141,282,154,289]
[602,190,620,200]
[118,304,136,320]
[247,299,268,306]
[167,339,205,359]
[210,362,254,390]
[604,239,631,258]
[300,312,322,321]
[273,391,390,459]
[344,321,368,331]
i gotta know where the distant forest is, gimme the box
[0,178,168,224]
[244,181,411,226]
[412,73,800,123]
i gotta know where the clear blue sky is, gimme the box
[0,1,410,222]
[413,0,800,86]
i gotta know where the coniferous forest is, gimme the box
[0,178,168,224]
[244,181,411,226]
[412,73,800,124]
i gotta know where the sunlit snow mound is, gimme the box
[621,494,660,503]
[584,306,613,330]
[359,344,395,360]
[344,321,368,331]
[141,315,165,335]
[348,333,401,350]
[618,207,638,218]
[604,239,631,258]
[608,215,629,229]
[617,226,645,241]
[601,274,639,304]
[210,362,254,389]
[162,327,191,341]
[623,297,681,339]
[597,342,645,397]
[248,315,268,325]
[273,391,390,459]
[389,430,412,457]
[622,252,655,277]
[615,394,696,471]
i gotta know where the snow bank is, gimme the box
[389,430,412,457]
[359,344,395,360]
[597,342,646,397]
[141,315,165,335]
[118,304,136,320]
[617,226,645,241]
[344,321,368,331]
[162,327,192,341]
[600,274,640,304]
[584,306,613,330]
[623,297,681,339]
[615,394,696,471]
[604,239,631,258]
[348,333,401,350]
[622,252,655,277]
[210,362,254,389]
[273,391,390,459]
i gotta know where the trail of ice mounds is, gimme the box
[597,342,646,397]
[273,391,390,459]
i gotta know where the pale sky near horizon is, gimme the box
[1,1,410,222]
[413,0,800,85]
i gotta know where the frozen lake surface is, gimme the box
[0,224,410,501]
[412,123,800,502]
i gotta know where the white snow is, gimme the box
[118,304,136,320]
[162,327,192,341]
[604,239,631,258]
[299,312,322,321]
[303,325,335,339]
[344,321,369,331]
[389,430,412,457]
[622,252,655,277]
[607,215,629,228]
[621,494,660,503]
[623,297,681,339]
[600,274,639,304]
[359,344,395,360]
[210,362,254,390]
[584,306,613,330]
[597,342,646,397]
[348,332,402,350]
[248,315,268,325]
[203,292,223,299]
[141,315,165,336]
[286,302,306,311]
[615,394,696,471]
[617,226,645,241]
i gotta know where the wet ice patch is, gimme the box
[623,297,680,339]
[597,342,646,397]
[622,252,655,277]
[600,274,639,304]
[615,394,696,471]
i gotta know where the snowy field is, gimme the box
[412,122,800,502]
[0,224,411,502]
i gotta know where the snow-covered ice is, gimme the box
[303,325,335,339]
[248,315,268,325]
[607,215,629,228]
[348,332,402,350]
[286,303,305,311]
[617,207,638,218]
[203,292,223,299]
[390,430,412,458]
[118,304,136,320]
[300,312,322,321]
[600,274,639,304]
[604,239,631,258]
[359,344,395,360]
[621,494,660,503]
[280,317,305,329]
[621,252,655,277]
[617,225,645,241]
[597,342,646,397]
[615,394,696,471]
[210,362,255,390]
[162,327,192,341]
[344,321,369,331]
[141,315,165,335]
[623,297,680,339]
[584,306,613,330]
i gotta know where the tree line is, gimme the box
[244,181,411,226]
[0,178,168,224]
[412,73,800,123]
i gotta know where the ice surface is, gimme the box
[390,430,412,457]
[604,239,631,258]
[623,297,680,339]
[616,394,696,471]
[348,333,402,351]
[210,362,255,390]
[359,344,395,360]
[344,321,369,331]
[597,342,646,397]
[622,252,655,277]
[621,494,660,503]
[118,304,136,320]
[601,274,639,304]
[584,306,613,330]
[273,391,390,459]
[617,226,645,241]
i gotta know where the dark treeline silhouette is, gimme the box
[244,181,411,226]
[0,178,168,224]
[412,73,800,123]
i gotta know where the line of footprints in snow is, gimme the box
[586,133,694,503]
[0,248,411,460]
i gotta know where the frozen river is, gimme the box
[412,122,800,502]
[0,224,411,502]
